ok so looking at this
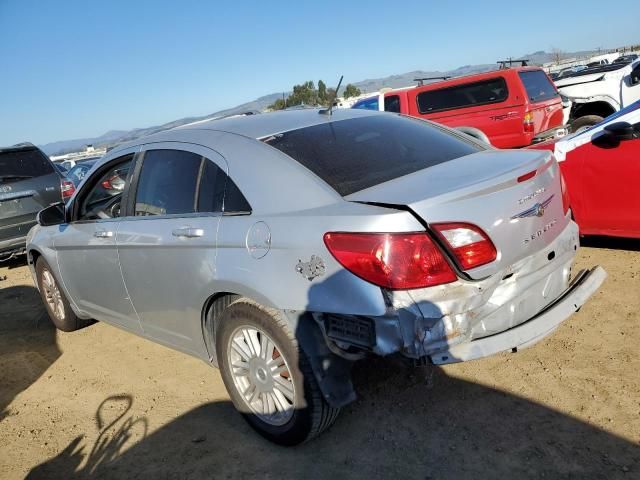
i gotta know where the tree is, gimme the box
[267,97,286,111]
[550,47,564,64]
[318,80,328,105]
[343,84,361,99]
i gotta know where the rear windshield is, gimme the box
[263,115,482,196]
[518,70,559,103]
[0,148,54,181]
[417,77,508,114]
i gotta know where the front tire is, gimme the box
[36,257,92,332]
[216,298,340,445]
[570,115,603,134]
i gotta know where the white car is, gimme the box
[556,60,640,132]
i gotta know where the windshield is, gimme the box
[263,115,482,196]
[0,148,54,181]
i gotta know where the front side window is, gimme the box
[518,70,559,103]
[417,77,509,114]
[67,163,95,187]
[135,150,201,216]
[77,156,133,221]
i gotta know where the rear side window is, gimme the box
[0,148,54,180]
[518,70,559,103]
[417,77,508,114]
[197,160,251,214]
[384,95,401,113]
[135,150,201,216]
[264,115,482,196]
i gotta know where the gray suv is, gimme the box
[0,143,62,259]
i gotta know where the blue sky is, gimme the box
[0,0,637,146]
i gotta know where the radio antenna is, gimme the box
[319,75,344,115]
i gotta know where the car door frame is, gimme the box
[55,145,143,330]
[115,141,229,356]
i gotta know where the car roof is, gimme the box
[174,107,381,139]
[107,108,383,157]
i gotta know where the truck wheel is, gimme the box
[35,257,92,332]
[216,298,340,445]
[570,115,603,134]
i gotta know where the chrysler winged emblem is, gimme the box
[511,195,554,220]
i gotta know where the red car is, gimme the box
[352,67,566,148]
[529,100,640,238]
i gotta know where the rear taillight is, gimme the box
[61,179,75,200]
[523,111,535,133]
[560,171,570,215]
[323,232,456,290]
[432,223,497,270]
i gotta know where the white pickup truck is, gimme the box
[555,59,640,132]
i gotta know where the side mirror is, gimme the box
[37,202,66,227]
[603,122,636,141]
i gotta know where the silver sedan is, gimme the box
[27,108,605,445]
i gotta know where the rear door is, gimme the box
[0,147,61,248]
[116,144,226,353]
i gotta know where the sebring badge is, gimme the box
[511,195,554,220]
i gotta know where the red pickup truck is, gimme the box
[352,67,566,148]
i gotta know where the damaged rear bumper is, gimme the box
[429,266,606,365]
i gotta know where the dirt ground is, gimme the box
[0,238,639,479]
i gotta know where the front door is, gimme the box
[579,129,640,236]
[621,63,640,108]
[117,144,226,353]
[55,152,142,331]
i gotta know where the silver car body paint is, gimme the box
[27,108,605,367]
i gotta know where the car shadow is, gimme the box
[26,360,639,479]
[581,235,640,252]
[0,284,61,422]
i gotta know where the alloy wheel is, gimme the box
[227,326,296,426]
[41,269,65,321]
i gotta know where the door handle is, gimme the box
[172,227,204,238]
[94,230,113,238]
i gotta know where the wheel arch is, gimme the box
[454,126,491,145]
[571,100,617,120]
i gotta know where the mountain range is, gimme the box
[40,49,600,156]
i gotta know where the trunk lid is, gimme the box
[346,149,568,280]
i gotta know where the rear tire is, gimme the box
[216,298,340,445]
[36,257,92,332]
[570,115,603,133]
